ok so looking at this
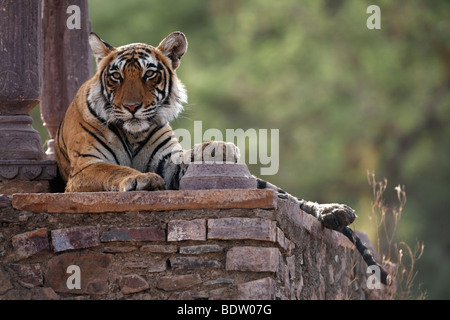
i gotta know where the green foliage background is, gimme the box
[34,0,449,298]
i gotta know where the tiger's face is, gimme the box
[88,32,188,134]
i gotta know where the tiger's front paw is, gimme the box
[193,141,240,163]
[117,172,166,191]
[317,203,357,231]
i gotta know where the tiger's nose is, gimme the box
[123,103,141,114]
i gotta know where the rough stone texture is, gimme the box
[226,247,281,272]
[7,263,43,288]
[45,252,111,295]
[1,189,394,300]
[276,227,291,251]
[0,287,59,300]
[0,265,13,294]
[119,274,149,294]
[12,189,277,213]
[141,244,177,253]
[237,277,276,300]
[0,180,52,196]
[179,245,223,255]
[100,227,165,242]
[167,219,206,242]
[170,256,222,270]
[0,194,11,208]
[156,274,203,291]
[208,217,276,241]
[51,226,100,252]
[146,257,167,273]
[103,246,138,253]
[11,228,50,259]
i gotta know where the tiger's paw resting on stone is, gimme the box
[256,179,357,231]
[65,165,166,192]
[112,172,166,192]
[302,202,357,231]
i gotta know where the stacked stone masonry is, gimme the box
[0,190,393,300]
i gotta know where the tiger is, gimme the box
[55,31,390,285]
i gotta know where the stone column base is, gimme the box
[0,160,57,195]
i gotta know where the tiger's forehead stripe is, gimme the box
[112,55,148,72]
[111,45,161,72]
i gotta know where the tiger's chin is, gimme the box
[122,118,151,134]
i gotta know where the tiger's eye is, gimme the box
[145,70,156,79]
[110,72,121,81]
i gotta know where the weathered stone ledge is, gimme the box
[11,189,277,213]
[0,189,393,300]
[9,189,355,250]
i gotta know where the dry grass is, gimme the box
[367,171,425,299]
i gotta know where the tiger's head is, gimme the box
[87,32,188,134]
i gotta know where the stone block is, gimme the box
[167,219,206,241]
[276,227,289,251]
[156,274,202,291]
[51,226,100,252]
[169,256,221,269]
[100,227,165,242]
[7,263,43,287]
[46,251,111,295]
[226,247,280,272]
[286,255,296,280]
[237,277,276,300]
[119,274,149,294]
[0,180,51,196]
[12,189,276,213]
[208,217,276,241]
[0,287,59,300]
[11,228,50,259]
[205,278,234,286]
[179,244,223,255]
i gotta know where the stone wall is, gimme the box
[0,189,393,300]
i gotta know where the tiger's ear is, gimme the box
[157,32,188,70]
[89,32,114,65]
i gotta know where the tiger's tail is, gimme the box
[342,226,391,286]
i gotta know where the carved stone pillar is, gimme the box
[41,0,92,158]
[0,0,56,194]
